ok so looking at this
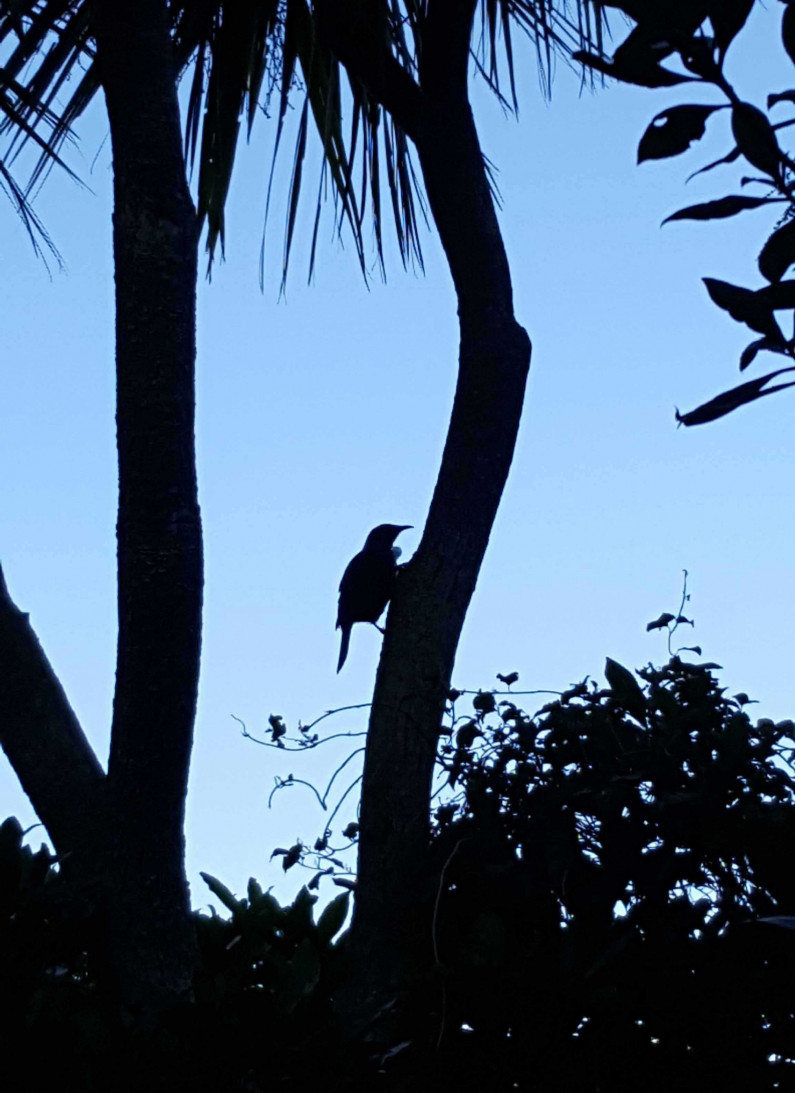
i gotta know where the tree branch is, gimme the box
[336,0,531,1034]
[315,0,424,138]
[0,562,104,856]
[420,0,478,99]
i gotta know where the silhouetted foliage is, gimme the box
[3,654,795,1089]
[0,814,352,1091]
[425,653,795,1089]
[579,1,795,425]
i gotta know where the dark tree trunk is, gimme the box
[0,564,105,858]
[323,0,532,1030]
[0,0,201,1014]
[93,0,202,1009]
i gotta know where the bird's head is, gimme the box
[364,524,412,551]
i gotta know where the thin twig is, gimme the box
[667,568,691,658]
[320,747,366,807]
[432,838,465,1050]
[267,775,325,810]
[326,774,363,833]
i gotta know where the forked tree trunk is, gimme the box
[0,0,201,1012]
[322,0,532,1030]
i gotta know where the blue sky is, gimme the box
[2,4,792,905]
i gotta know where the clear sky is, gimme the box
[2,4,792,906]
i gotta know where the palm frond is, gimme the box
[175,0,284,262]
[0,154,62,267]
[0,0,92,254]
[478,0,607,102]
[0,0,609,280]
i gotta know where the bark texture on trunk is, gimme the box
[324,0,532,1030]
[0,0,201,1014]
[93,0,202,1009]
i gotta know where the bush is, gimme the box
[427,656,795,1090]
[3,655,795,1090]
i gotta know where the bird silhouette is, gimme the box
[336,524,411,672]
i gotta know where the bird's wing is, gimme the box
[337,551,366,615]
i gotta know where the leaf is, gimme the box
[281,99,309,289]
[333,877,356,890]
[316,892,349,944]
[497,671,519,686]
[573,49,694,89]
[783,3,795,68]
[201,872,244,914]
[731,102,782,179]
[282,843,302,871]
[0,816,23,851]
[759,217,795,283]
[456,720,482,749]
[308,866,333,891]
[703,278,783,340]
[687,145,742,182]
[638,105,722,163]
[646,612,676,632]
[708,0,754,58]
[662,194,775,225]
[676,367,795,425]
[604,658,647,724]
[473,691,496,715]
[739,338,785,372]
[248,886,282,926]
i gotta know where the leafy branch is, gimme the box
[578,0,795,424]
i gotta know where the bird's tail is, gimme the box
[337,623,351,673]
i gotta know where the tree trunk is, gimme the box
[326,0,532,1031]
[0,0,201,1015]
[92,0,202,1009]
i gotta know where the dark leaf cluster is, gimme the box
[4,655,795,1089]
[0,825,353,1091]
[427,654,795,1090]
[579,1,795,425]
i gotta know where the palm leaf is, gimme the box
[0,0,609,278]
[0,154,62,266]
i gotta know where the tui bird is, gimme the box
[336,524,411,672]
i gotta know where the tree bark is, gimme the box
[324,0,532,1030]
[0,0,201,1014]
[92,0,202,1009]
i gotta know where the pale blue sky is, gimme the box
[2,4,792,904]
